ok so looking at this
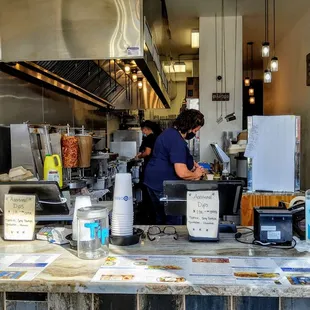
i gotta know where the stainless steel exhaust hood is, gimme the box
[0,0,170,110]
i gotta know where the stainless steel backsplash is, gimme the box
[0,71,107,130]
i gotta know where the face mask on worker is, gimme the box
[185,132,196,140]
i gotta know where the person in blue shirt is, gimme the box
[144,109,205,225]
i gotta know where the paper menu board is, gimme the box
[186,190,219,239]
[92,255,303,286]
[4,194,36,240]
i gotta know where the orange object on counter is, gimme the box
[61,135,79,168]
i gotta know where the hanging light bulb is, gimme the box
[124,63,131,74]
[249,97,255,104]
[244,42,251,87]
[131,69,138,82]
[137,79,143,89]
[270,57,278,72]
[262,0,270,58]
[271,0,278,71]
[249,87,254,96]
[244,77,250,87]
[264,69,272,83]
[262,42,270,57]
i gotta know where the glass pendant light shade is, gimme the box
[264,69,272,83]
[249,97,255,104]
[262,42,270,57]
[244,77,251,87]
[249,87,254,96]
[271,56,279,72]
[124,64,131,74]
[137,79,143,89]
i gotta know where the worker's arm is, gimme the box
[137,147,152,159]
[174,163,203,180]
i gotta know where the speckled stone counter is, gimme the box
[0,226,309,310]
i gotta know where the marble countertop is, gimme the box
[0,226,309,297]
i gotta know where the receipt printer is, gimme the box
[254,207,293,245]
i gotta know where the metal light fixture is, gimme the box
[264,69,272,83]
[124,63,131,74]
[244,42,250,86]
[262,0,270,58]
[174,61,186,73]
[271,0,279,71]
[191,29,199,48]
[249,97,255,104]
[131,69,138,82]
[137,79,143,89]
[249,87,254,96]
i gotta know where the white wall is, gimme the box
[264,8,310,189]
[199,16,243,161]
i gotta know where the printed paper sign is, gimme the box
[127,47,141,56]
[4,194,36,240]
[186,191,219,239]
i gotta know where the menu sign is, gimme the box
[4,194,36,240]
[186,191,219,239]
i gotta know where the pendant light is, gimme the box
[262,0,270,57]
[226,0,238,123]
[249,97,255,104]
[131,69,138,82]
[248,42,254,96]
[244,42,250,86]
[264,69,272,83]
[137,78,143,89]
[124,63,131,74]
[271,0,278,71]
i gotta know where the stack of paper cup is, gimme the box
[111,173,134,236]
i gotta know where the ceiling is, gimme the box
[146,0,310,70]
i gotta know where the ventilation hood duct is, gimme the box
[0,0,170,110]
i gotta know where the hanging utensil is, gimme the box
[215,13,223,124]
[225,0,238,122]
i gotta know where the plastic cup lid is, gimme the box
[77,206,108,219]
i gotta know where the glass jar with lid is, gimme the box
[77,206,109,260]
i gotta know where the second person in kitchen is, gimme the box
[136,120,161,223]
[144,109,205,225]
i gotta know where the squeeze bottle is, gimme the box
[43,154,63,188]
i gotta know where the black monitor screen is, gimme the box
[163,180,243,218]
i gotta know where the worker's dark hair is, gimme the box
[141,120,154,131]
[141,120,162,136]
[173,109,205,134]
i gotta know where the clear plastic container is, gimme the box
[77,206,109,260]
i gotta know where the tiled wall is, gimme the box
[0,71,107,130]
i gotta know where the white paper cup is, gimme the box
[111,231,133,236]
[72,196,91,240]
[113,173,133,214]
[112,222,133,228]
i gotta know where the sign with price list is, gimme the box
[186,191,220,240]
[4,194,36,240]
